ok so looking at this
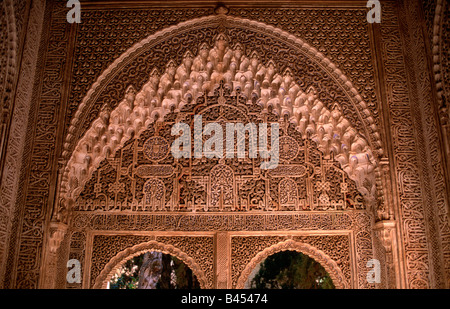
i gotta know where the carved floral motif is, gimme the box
[6,2,448,290]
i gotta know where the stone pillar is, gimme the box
[215,232,230,289]
[40,221,67,289]
[376,159,395,221]
[374,220,400,288]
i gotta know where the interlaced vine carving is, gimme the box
[66,37,375,218]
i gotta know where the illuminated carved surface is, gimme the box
[233,237,349,289]
[3,1,449,290]
[425,3,450,275]
[65,39,375,217]
[74,79,366,214]
[63,14,382,164]
[0,0,17,284]
[91,236,213,289]
[0,0,46,288]
[423,0,450,114]
[380,0,450,288]
[67,211,373,289]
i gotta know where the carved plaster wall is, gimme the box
[0,0,44,289]
[52,8,381,289]
[0,0,18,286]
[1,0,449,289]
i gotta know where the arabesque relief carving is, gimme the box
[45,8,385,290]
[5,1,448,290]
[59,27,380,289]
[66,36,374,217]
[91,236,213,289]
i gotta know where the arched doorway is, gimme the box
[236,239,348,289]
[245,250,334,289]
[93,240,208,289]
[43,12,386,289]
[108,251,200,289]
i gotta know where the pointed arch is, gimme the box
[59,15,383,217]
[93,240,208,289]
[235,239,349,289]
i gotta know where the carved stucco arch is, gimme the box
[62,15,382,161]
[57,15,385,221]
[93,240,208,289]
[235,239,348,289]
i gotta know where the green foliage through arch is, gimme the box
[249,250,335,289]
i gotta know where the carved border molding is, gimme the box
[378,0,450,288]
[430,1,450,227]
[0,0,46,288]
[403,0,450,288]
[0,0,17,122]
[431,0,446,110]
[70,212,365,232]
[0,0,18,286]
